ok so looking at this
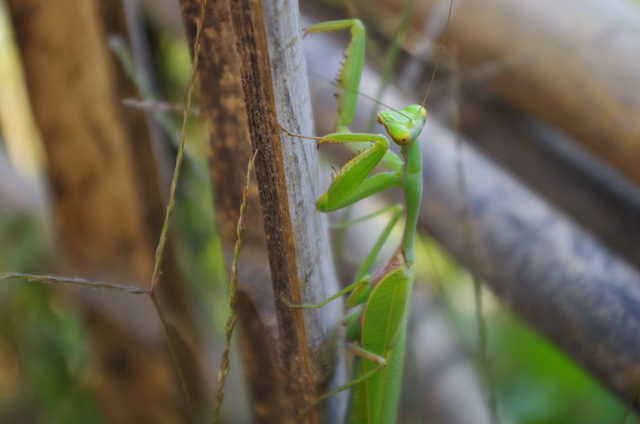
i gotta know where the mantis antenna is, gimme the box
[420,0,455,111]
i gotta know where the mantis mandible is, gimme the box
[280,8,451,423]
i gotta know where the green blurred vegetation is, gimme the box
[418,234,640,424]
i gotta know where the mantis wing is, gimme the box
[348,267,413,424]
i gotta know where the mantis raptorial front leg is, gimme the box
[304,19,365,133]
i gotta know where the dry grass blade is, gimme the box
[0,272,149,294]
[150,0,207,291]
[123,98,201,115]
[145,0,208,421]
[212,149,259,424]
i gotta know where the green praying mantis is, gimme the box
[278,10,451,423]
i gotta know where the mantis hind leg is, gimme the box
[298,343,387,418]
[345,204,403,284]
[284,277,371,309]
[285,204,403,309]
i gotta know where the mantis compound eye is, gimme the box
[392,130,411,145]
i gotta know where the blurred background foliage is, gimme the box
[417,233,640,424]
[0,0,639,423]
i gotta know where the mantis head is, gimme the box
[377,105,427,146]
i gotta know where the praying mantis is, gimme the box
[278,9,451,422]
